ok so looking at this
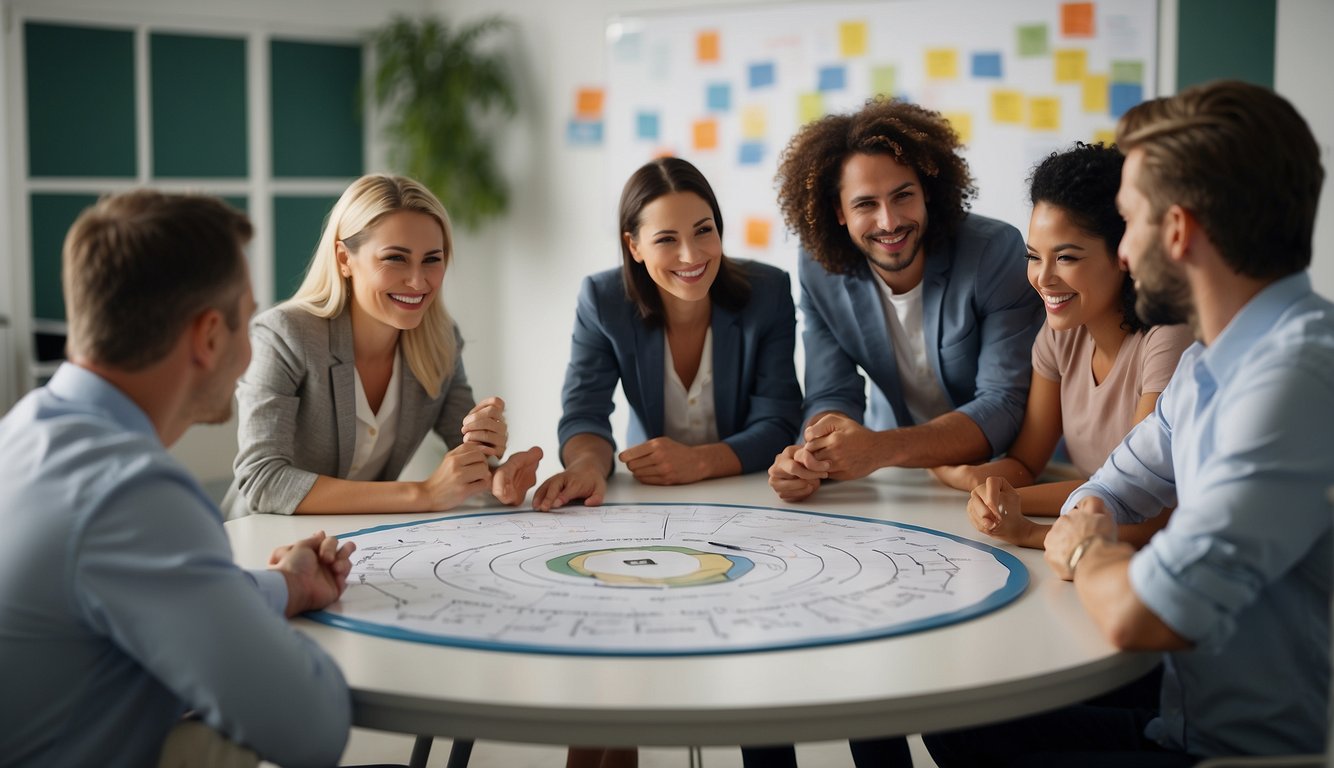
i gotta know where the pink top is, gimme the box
[1032,322,1195,477]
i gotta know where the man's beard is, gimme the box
[1134,239,1194,327]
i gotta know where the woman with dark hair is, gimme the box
[533,157,801,511]
[932,143,1193,548]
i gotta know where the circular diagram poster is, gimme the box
[310,503,1028,656]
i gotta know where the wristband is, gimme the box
[1066,534,1104,576]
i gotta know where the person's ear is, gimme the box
[835,203,847,227]
[335,240,352,278]
[189,308,226,370]
[624,232,643,263]
[1162,204,1197,264]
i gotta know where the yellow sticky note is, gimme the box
[871,65,896,97]
[839,21,868,57]
[575,88,604,118]
[745,218,772,248]
[697,30,720,62]
[992,90,1024,124]
[925,49,959,80]
[1082,74,1109,113]
[741,105,766,140]
[1029,97,1061,131]
[1054,49,1087,83]
[943,112,973,145]
[1093,129,1117,147]
[693,119,718,150]
[798,92,825,125]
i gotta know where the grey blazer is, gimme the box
[222,304,475,519]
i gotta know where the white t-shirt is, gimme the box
[348,353,401,481]
[873,275,954,425]
[663,328,719,446]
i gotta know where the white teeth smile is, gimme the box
[872,232,908,245]
[674,265,706,278]
[1044,293,1075,306]
[391,294,424,305]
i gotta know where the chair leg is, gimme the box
[409,735,433,768]
[446,739,475,768]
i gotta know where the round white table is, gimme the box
[225,469,1157,748]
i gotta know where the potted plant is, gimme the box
[370,15,517,229]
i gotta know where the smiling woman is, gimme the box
[222,174,542,519]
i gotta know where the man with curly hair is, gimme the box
[768,97,1044,502]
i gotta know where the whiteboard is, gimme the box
[606,0,1158,278]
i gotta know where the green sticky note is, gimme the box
[1111,60,1144,84]
[871,65,896,97]
[1018,24,1049,57]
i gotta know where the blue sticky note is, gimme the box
[738,141,764,165]
[707,83,731,112]
[636,112,660,141]
[1110,83,1143,118]
[818,65,846,92]
[749,62,775,89]
[971,52,1003,79]
[567,119,603,146]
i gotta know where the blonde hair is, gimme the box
[287,174,457,397]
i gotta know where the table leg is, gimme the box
[409,735,432,768]
[446,739,475,768]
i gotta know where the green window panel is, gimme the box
[1178,0,1276,90]
[26,23,137,178]
[151,32,248,178]
[271,40,363,178]
[30,193,101,322]
[273,195,339,302]
[222,196,248,213]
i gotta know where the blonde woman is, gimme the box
[223,174,541,518]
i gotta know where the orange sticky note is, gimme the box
[745,218,771,248]
[1062,2,1096,37]
[1029,97,1061,131]
[697,30,720,62]
[943,112,973,145]
[575,88,604,118]
[693,119,718,150]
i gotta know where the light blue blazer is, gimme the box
[799,212,1044,454]
[557,260,802,474]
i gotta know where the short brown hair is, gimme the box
[776,97,977,275]
[618,157,750,325]
[1116,80,1324,280]
[62,190,253,370]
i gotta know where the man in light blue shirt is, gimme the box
[926,81,1332,765]
[0,191,355,766]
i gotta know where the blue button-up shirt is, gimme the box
[1063,272,1334,757]
[0,365,350,767]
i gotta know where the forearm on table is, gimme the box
[1074,539,1190,651]
[561,433,615,477]
[694,442,742,480]
[1015,479,1085,516]
[878,411,991,468]
[295,475,430,514]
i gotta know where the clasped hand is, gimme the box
[268,530,356,617]
[422,397,543,510]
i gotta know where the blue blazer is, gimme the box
[557,260,802,474]
[799,213,1044,454]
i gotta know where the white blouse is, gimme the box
[347,353,402,481]
[663,328,719,446]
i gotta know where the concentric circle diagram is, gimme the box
[311,503,1027,655]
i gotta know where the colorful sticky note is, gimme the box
[697,30,720,63]
[566,119,603,145]
[1028,97,1061,131]
[745,218,772,248]
[738,141,764,166]
[693,119,719,150]
[798,92,825,124]
[925,49,959,80]
[1054,49,1087,83]
[1111,60,1144,84]
[839,21,868,57]
[992,90,1024,124]
[1082,74,1109,113]
[1018,24,1049,57]
[707,83,731,112]
[972,52,1003,79]
[1093,129,1117,147]
[741,105,766,140]
[636,111,660,141]
[612,30,643,63]
[943,112,973,145]
[1110,83,1143,118]
[652,146,676,159]
[871,65,896,97]
[1061,2,1096,37]
[575,88,604,118]
[818,65,846,92]
[749,61,775,89]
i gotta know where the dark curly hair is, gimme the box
[618,157,750,326]
[1028,142,1146,333]
[775,97,977,275]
